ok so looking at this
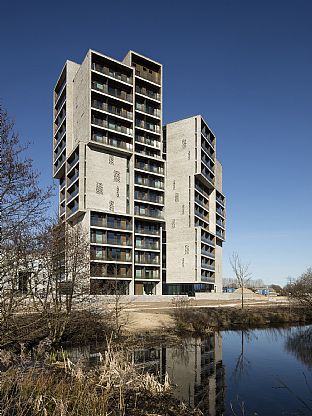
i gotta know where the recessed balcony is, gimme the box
[135,85,160,102]
[91,132,133,152]
[91,81,132,103]
[92,62,133,85]
[92,99,133,121]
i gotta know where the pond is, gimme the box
[68,325,312,415]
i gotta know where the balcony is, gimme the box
[135,254,160,265]
[201,235,215,246]
[134,205,163,219]
[54,153,66,173]
[201,249,215,258]
[135,242,160,250]
[135,85,160,101]
[54,126,66,143]
[92,116,133,136]
[135,175,164,190]
[135,119,160,134]
[67,203,78,217]
[195,195,208,210]
[216,218,225,228]
[136,103,160,118]
[135,134,160,149]
[91,133,133,151]
[135,161,164,175]
[216,206,225,217]
[201,263,215,271]
[67,171,79,187]
[216,229,225,239]
[195,209,209,223]
[67,155,79,172]
[201,130,215,149]
[135,226,160,236]
[92,99,133,120]
[195,183,209,199]
[67,187,79,202]
[91,214,132,231]
[135,272,160,280]
[92,62,132,84]
[91,251,132,262]
[92,81,132,103]
[134,66,160,85]
[216,195,225,206]
[54,141,66,160]
[90,263,132,279]
[134,191,164,205]
[201,165,215,186]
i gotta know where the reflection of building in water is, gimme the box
[133,333,225,415]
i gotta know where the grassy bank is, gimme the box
[172,303,312,334]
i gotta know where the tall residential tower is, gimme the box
[53,49,225,296]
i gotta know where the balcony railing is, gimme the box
[135,227,160,235]
[201,130,215,148]
[216,219,225,228]
[135,161,164,175]
[135,256,160,265]
[92,100,133,120]
[54,141,66,160]
[67,172,79,187]
[135,134,160,148]
[135,120,160,134]
[201,250,215,258]
[91,252,132,262]
[136,242,160,250]
[92,117,133,136]
[135,273,160,280]
[216,229,225,238]
[216,206,225,216]
[92,62,132,84]
[68,156,79,171]
[54,154,66,172]
[54,126,66,143]
[92,81,132,102]
[91,133,133,151]
[67,203,78,217]
[134,206,163,219]
[201,167,215,185]
[67,187,79,201]
[134,191,164,204]
[135,177,164,190]
[135,68,160,85]
[195,196,208,209]
[195,184,209,198]
[201,263,215,271]
[201,235,215,246]
[136,104,160,118]
[216,196,225,206]
[195,209,209,222]
[91,218,132,231]
[135,85,160,101]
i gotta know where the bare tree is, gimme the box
[229,252,252,309]
[0,106,52,336]
[30,220,90,345]
[286,268,312,309]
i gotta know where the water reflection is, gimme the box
[131,334,225,415]
[285,326,312,369]
[67,334,225,416]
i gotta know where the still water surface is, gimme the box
[69,325,312,415]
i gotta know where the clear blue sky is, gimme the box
[1,0,311,286]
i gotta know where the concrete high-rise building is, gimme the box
[53,49,225,296]
[163,116,226,295]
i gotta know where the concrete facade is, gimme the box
[164,116,226,294]
[53,49,225,296]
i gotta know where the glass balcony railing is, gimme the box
[92,81,132,102]
[135,161,164,175]
[67,172,79,187]
[135,134,160,148]
[92,100,133,120]
[135,272,160,280]
[201,166,215,185]
[68,156,79,171]
[201,130,215,148]
[136,242,160,250]
[67,187,79,201]
[67,203,78,217]
[216,196,225,206]
[201,235,215,246]
[136,104,160,118]
[135,256,160,265]
[195,209,209,222]
[134,206,163,219]
[201,263,215,271]
[201,249,215,258]
[134,191,164,204]
[135,227,160,235]
[195,196,208,209]
[216,206,225,216]
[216,229,225,238]
[91,133,133,151]
[91,252,132,262]
[195,184,209,198]
[92,63,133,84]
[135,176,164,189]
[135,85,160,101]
[91,217,132,231]
[135,120,160,134]
[216,219,225,228]
[92,117,133,136]
[135,67,160,85]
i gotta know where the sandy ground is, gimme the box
[121,297,289,333]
